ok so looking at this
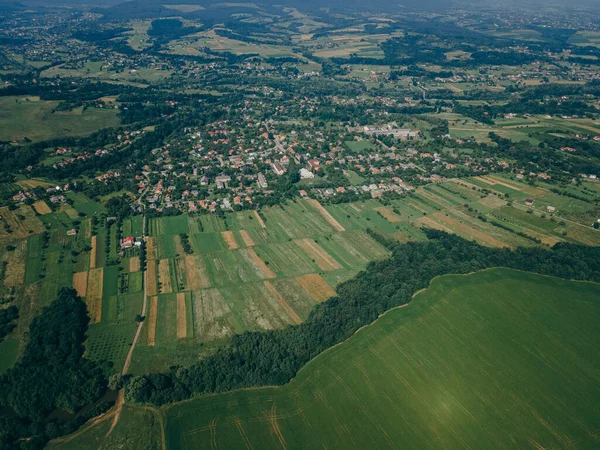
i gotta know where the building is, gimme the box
[258,173,268,189]
[122,236,135,249]
[300,168,314,179]
[272,162,286,176]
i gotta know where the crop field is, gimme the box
[0,96,120,142]
[163,268,600,450]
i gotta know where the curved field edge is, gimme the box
[160,268,600,450]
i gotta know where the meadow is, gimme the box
[162,268,600,450]
[0,96,120,142]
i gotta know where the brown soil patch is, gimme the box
[264,281,302,324]
[296,274,336,302]
[147,297,158,346]
[129,256,141,272]
[32,200,52,215]
[73,272,88,298]
[241,248,276,278]
[221,231,238,250]
[253,210,266,229]
[90,236,97,269]
[176,293,187,339]
[86,268,104,324]
[146,259,158,297]
[295,238,342,271]
[146,237,157,260]
[158,259,172,294]
[307,199,345,231]
[185,255,210,290]
[239,230,255,247]
[374,207,402,223]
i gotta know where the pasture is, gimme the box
[0,96,120,142]
[163,268,600,450]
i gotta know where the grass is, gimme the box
[0,96,120,142]
[162,268,600,449]
[0,338,19,373]
[48,404,163,450]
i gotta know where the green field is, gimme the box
[161,268,600,449]
[0,96,120,142]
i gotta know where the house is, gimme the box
[547,206,556,213]
[258,173,268,189]
[525,198,534,206]
[272,162,286,176]
[299,168,314,179]
[307,160,320,171]
[122,236,135,249]
[215,175,231,189]
[66,229,77,236]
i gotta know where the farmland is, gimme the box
[131,199,392,373]
[162,269,600,449]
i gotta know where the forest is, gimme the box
[0,289,111,450]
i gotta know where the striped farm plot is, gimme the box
[146,259,158,297]
[252,242,319,277]
[414,211,510,249]
[153,293,194,345]
[294,238,343,271]
[184,255,211,290]
[86,268,104,324]
[164,269,600,450]
[314,231,389,270]
[72,271,88,298]
[192,288,239,341]
[221,231,239,250]
[202,248,275,287]
[261,202,337,240]
[296,274,336,302]
[158,259,173,294]
[32,200,52,215]
[219,282,302,331]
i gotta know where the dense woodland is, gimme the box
[0,289,111,450]
[125,230,600,405]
